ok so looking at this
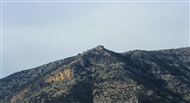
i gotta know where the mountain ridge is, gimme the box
[0,45,190,103]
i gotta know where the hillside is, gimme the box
[0,45,190,103]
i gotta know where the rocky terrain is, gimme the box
[0,45,190,103]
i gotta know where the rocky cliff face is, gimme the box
[0,45,190,103]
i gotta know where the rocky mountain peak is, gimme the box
[0,46,190,103]
[80,45,110,57]
[94,45,104,51]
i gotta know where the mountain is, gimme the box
[0,45,190,103]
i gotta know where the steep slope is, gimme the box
[0,45,190,103]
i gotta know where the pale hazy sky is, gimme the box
[0,0,189,78]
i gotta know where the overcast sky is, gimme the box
[1,0,189,78]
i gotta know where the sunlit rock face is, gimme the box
[44,69,72,83]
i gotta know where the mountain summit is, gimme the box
[0,46,190,103]
[93,45,105,50]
